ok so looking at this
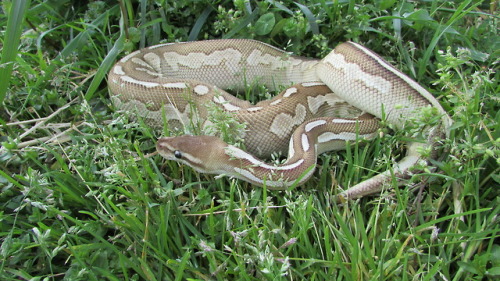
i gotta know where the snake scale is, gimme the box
[108,39,451,199]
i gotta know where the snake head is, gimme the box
[157,135,230,174]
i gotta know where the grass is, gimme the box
[0,0,499,280]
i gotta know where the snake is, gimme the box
[108,39,451,199]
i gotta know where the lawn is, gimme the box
[0,0,498,280]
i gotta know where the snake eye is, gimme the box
[173,150,182,159]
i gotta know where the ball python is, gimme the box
[108,39,451,199]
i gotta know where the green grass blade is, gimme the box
[0,0,31,103]
[417,0,480,80]
[188,6,214,41]
[222,8,260,39]
[84,31,125,100]
[294,2,319,34]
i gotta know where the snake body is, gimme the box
[108,39,451,199]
